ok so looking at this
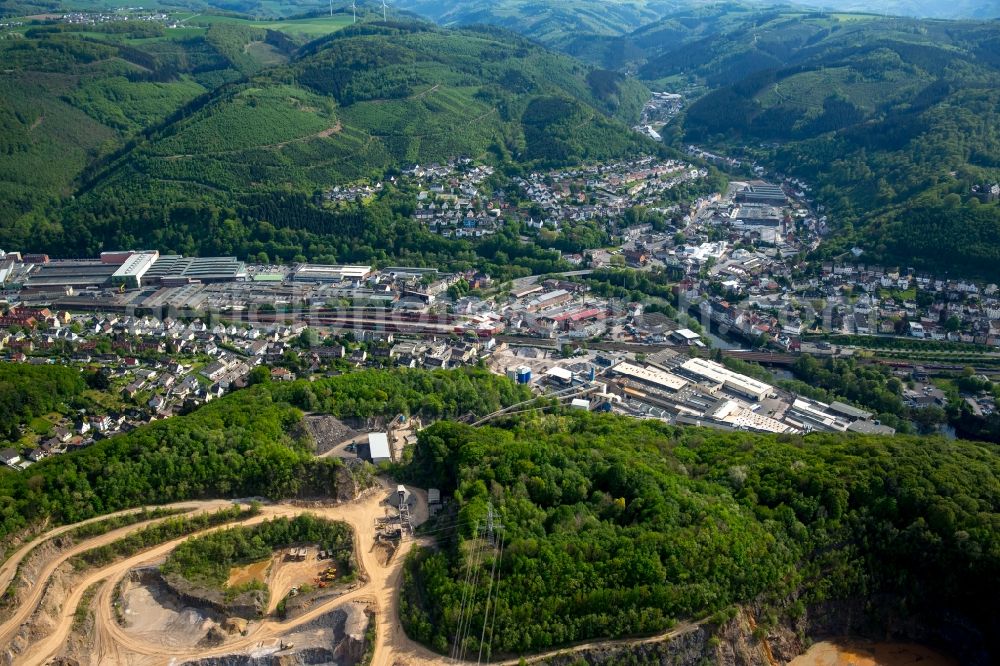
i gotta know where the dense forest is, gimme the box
[0,367,529,547]
[400,414,1000,660]
[267,367,532,419]
[0,364,86,440]
[0,386,333,544]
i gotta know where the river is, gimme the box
[789,641,957,666]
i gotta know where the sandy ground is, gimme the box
[226,558,271,588]
[0,500,232,651]
[2,480,702,666]
[6,490,965,666]
[0,504,200,598]
[8,481,450,666]
[788,641,958,666]
[266,547,332,614]
[120,579,219,650]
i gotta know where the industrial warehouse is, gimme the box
[489,343,896,437]
[598,350,895,436]
[24,251,248,291]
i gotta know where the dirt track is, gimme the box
[3,481,701,666]
[0,500,232,649]
[4,482,448,666]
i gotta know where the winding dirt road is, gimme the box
[4,483,446,666]
[0,501,234,648]
[3,481,700,666]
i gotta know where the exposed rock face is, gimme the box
[531,615,780,666]
[180,647,339,666]
[803,597,992,666]
[181,605,369,666]
[2,560,76,665]
[532,626,721,666]
[152,569,266,619]
[527,596,990,666]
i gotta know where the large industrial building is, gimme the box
[109,252,159,290]
[24,261,119,290]
[677,357,773,402]
[23,252,246,291]
[732,203,783,227]
[144,255,247,284]
[605,353,893,436]
[736,182,787,205]
[291,264,373,283]
[611,362,688,393]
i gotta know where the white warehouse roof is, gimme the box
[112,251,158,279]
[680,358,772,401]
[368,432,390,462]
[612,362,688,392]
[672,328,701,340]
[545,367,574,382]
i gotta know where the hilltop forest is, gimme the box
[401,413,1000,662]
[3,2,1000,277]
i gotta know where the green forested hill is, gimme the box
[0,19,297,236]
[0,367,529,546]
[0,31,210,226]
[9,21,653,263]
[402,413,1000,660]
[648,11,1000,277]
[813,1,1000,20]
[393,0,685,50]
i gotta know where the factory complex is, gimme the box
[22,251,249,292]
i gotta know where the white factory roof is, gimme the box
[112,251,158,278]
[570,398,590,410]
[713,400,798,434]
[545,366,574,382]
[788,398,851,432]
[680,358,772,400]
[672,328,701,340]
[293,264,372,281]
[368,432,391,462]
[612,362,688,392]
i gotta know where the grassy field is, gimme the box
[189,14,354,39]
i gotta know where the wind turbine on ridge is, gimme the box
[352,0,357,23]
[382,0,388,21]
